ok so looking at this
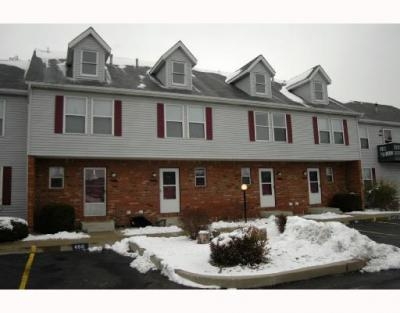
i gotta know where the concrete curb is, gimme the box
[128,241,366,288]
[120,231,185,238]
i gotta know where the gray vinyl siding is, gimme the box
[292,72,329,104]
[234,62,272,98]
[155,63,166,86]
[72,35,106,82]
[28,88,360,162]
[0,95,27,219]
[359,122,400,192]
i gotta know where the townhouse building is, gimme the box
[2,27,386,228]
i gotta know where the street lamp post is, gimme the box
[241,184,248,223]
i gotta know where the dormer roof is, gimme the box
[68,27,111,53]
[225,55,276,84]
[286,65,331,90]
[149,40,197,75]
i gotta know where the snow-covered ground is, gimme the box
[110,216,400,287]
[348,210,400,215]
[0,217,28,230]
[303,212,352,220]
[23,231,90,241]
[121,225,182,237]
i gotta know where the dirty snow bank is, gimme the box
[303,212,352,220]
[121,225,182,236]
[23,231,90,241]
[0,217,28,230]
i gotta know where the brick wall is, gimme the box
[31,158,363,227]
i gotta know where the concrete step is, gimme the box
[308,207,342,214]
[81,220,115,233]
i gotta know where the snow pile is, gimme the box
[88,246,103,252]
[129,250,156,273]
[105,238,137,258]
[0,217,28,230]
[121,225,182,236]
[209,218,269,231]
[137,83,146,89]
[303,212,352,220]
[23,231,90,241]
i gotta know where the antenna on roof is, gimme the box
[136,58,139,68]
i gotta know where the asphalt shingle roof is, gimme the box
[343,101,400,123]
[0,63,27,90]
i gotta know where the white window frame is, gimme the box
[359,126,369,149]
[64,96,88,134]
[331,119,345,145]
[91,98,114,136]
[49,167,64,189]
[241,167,251,185]
[165,104,184,138]
[318,117,331,144]
[272,112,287,143]
[312,80,325,102]
[0,99,5,137]
[171,61,186,86]
[383,128,393,144]
[187,106,206,140]
[194,167,206,187]
[80,50,99,77]
[254,72,267,95]
[362,167,373,186]
[326,167,334,183]
[255,111,271,142]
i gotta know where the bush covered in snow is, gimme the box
[0,217,29,242]
[210,226,268,267]
[275,214,287,234]
[181,208,210,240]
[367,181,398,210]
[36,203,75,234]
[331,193,362,212]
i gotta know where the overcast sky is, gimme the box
[1,24,399,108]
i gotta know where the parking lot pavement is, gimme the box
[350,219,400,247]
[0,250,190,289]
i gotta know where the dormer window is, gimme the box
[172,61,185,85]
[81,50,98,76]
[313,81,324,101]
[255,73,267,94]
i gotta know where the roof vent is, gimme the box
[136,58,139,68]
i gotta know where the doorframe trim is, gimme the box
[83,167,107,216]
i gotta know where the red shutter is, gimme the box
[157,103,165,138]
[114,100,122,136]
[2,167,12,205]
[286,114,293,144]
[372,168,377,184]
[54,95,64,134]
[312,116,319,144]
[205,107,213,140]
[343,119,349,145]
[248,111,255,142]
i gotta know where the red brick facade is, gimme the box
[29,158,363,227]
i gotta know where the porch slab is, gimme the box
[307,207,342,214]
[81,220,115,233]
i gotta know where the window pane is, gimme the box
[173,73,185,84]
[331,120,342,131]
[309,171,318,181]
[82,63,97,75]
[163,172,176,185]
[50,167,64,178]
[0,119,3,136]
[66,98,86,115]
[384,129,392,142]
[318,118,329,130]
[334,132,344,144]
[66,116,85,133]
[310,182,319,193]
[363,168,372,180]
[51,178,63,188]
[82,51,97,63]
[242,176,251,185]
[189,123,205,138]
[93,100,112,116]
[173,62,184,74]
[241,168,250,177]
[361,138,369,149]
[163,186,176,199]
[315,92,323,100]
[273,113,285,127]
[166,105,182,121]
[195,177,205,186]
[274,128,287,142]
[256,84,266,93]
[166,121,183,138]
[256,126,269,141]
[255,112,268,126]
[262,184,272,195]
[93,117,112,134]
[85,170,105,203]
[314,81,323,91]
[255,74,265,84]
[320,131,330,144]
[195,168,205,177]
[188,107,204,122]
[261,171,271,183]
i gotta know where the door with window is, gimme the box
[259,168,275,208]
[160,168,180,213]
[307,168,321,205]
[84,168,106,216]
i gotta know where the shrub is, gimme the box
[331,193,362,212]
[367,181,398,210]
[180,208,210,240]
[210,226,268,267]
[36,203,75,234]
[275,214,287,234]
[0,217,29,242]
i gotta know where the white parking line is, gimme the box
[376,221,400,226]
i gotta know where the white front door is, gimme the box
[84,168,106,216]
[259,168,275,208]
[160,168,180,213]
[307,168,322,205]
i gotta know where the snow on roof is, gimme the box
[279,86,306,105]
[111,57,154,68]
[0,59,29,71]
[285,67,314,89]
